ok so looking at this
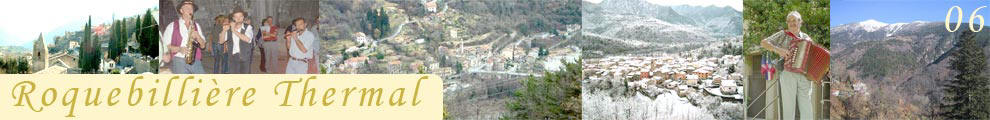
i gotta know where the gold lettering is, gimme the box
[11,81,41,112]
[412,76,426,106]
[275,79,299,106]
[61,88,79,117]
[107,88,121,106]
[321,88,336,106]
[243,88,255,106]
[389,88,406,106]
[360,88,384,106]
[300,76,317,106]
[127,76,144,106]
[84,88,102,106]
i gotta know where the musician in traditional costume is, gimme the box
[760,11,829,120]
[162,0,207,74]
[221,8,254,74]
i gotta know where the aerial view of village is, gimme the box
[580,0,744,119]
[0,0,159,74]
[319,0,581,119]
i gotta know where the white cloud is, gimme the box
[0,0,157,47]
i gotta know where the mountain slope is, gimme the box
[672,5,743,36]
[581,0,742,57]
[830,20,990,118]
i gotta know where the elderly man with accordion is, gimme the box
[759,11,830,120]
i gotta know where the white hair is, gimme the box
[787,11,802,22]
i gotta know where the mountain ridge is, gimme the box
[830,19,990,118]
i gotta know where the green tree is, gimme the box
[111,20,119,60]
[79,16,89,73]
[453,62,463,74]
[417,65,426,74]
[743,0,829,54]
[121,19,128,51]
[134,15,142,50]
[138,9,159,58]
[940,31,990,119]
[109,20,125,61]
[90,35,102,73]
[380,7,390,38]
[79,15,101,73]
[0,58,6,72]
[0,57,29,74]
[538,47,549,57]
[365,7,390,39]
[366,8,378,39]
[340,48,351,60]
[0,58,30,74]
[16,58,28,74]
[376,51,386,60]
[503,59,582,119]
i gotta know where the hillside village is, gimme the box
[585,54,744,100]
[583,50,744,119]
[579,0,745,119]
[1,9,159,74]
[320,0,581,119]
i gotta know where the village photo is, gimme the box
[317,0,582,119]
[580,0,745,119]
[158,0,319,74]
[0,0,160,74]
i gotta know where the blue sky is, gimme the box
[0,0,158,48]
[832,0,986,27]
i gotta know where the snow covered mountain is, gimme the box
[671,5,743,36]
[594,0,695,25]
[830,20,990,117]
[582,0,741,43]
[831,20,934,46]
[830,20,974,81]
[852,19,888,32]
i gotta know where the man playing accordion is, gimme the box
[760,11,828,120]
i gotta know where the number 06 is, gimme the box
[971,6,986,32]
[948,6,963,32]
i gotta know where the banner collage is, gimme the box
[2,0,989,119]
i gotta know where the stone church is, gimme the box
[31,33,49,73]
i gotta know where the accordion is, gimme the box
[783,40,830,83]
